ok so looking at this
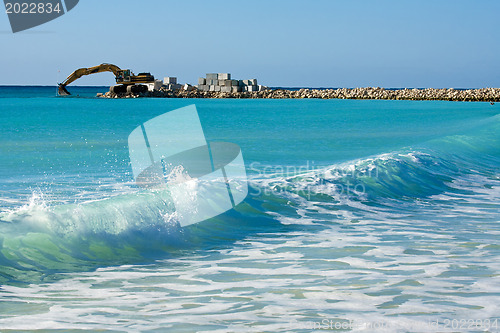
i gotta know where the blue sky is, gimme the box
[1,0,499,88]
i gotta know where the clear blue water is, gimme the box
[0,86,499,332]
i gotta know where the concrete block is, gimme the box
[206,73,218,80]
[201,85,209,91]
[221,86,232,92]
[209,85,215,92]
[183,84,193,91]
[218,73,231,80]
[151,80,162,91]
[219,80,226,86]
[231,86,241,93]
[231,80,238,86]
[250,79,257,85]
[224,79,232,86]
[247,85,258,92]
[243,79,252,86]
[198,78,206,85]
[214,86,221,92]
[164,77,177,84]
[168,83,182,90]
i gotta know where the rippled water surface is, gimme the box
[0,87,499,332]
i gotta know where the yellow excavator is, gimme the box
[58,63,155,96]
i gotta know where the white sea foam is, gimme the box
[1,150,499,332]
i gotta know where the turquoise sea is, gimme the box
[0,86,499,332]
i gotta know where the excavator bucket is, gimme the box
[58,84,71,96]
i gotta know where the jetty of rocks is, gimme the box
[101,86,500,102]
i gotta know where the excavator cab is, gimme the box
[116,69,131,84]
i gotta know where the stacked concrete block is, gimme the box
[164,77,177,84]
[165,83,182,90]
[162,76,183,90]
[198,73,213,91]
[246,85,259,92]
[218,73,231,80]
[146,80,164,92]
[196,73,265,93]
[206,73,218,85]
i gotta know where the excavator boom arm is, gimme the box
[58,63,122,95]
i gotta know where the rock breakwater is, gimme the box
[101,87,500,102]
